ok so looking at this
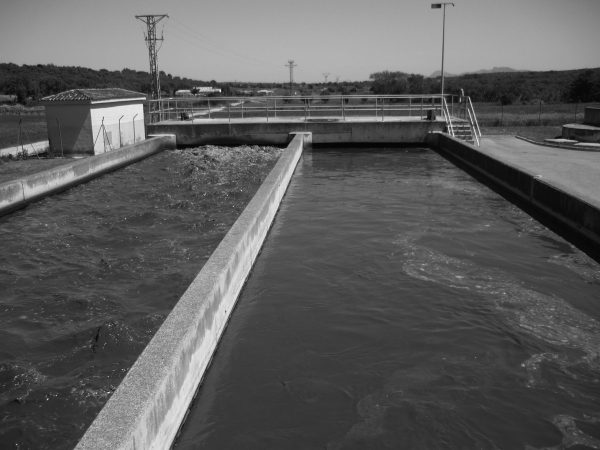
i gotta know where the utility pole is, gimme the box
[285,60,297,96]
[135,14,169,100]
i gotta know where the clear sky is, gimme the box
[1,0,599,83]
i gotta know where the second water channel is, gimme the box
[176,148,600,449]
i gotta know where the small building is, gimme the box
[42,88,146,155]
[193,86,222,96]
[0,94,17,104]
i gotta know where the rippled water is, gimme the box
[0,147,279,449]
[177,149,600,449]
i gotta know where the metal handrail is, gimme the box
[146,94,453,124]
[441,97,455,137]
[465,107,480,146]
[466,96,482,141]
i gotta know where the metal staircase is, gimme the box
[441,96,482,146]
[451,120,475,144]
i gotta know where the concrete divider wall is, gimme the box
[76,132,311,450]
[148,120,445,146]
[428,132,600,256]
[0,135,175,217]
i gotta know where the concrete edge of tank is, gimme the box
[75,132,311,450]
[0,134,176,217]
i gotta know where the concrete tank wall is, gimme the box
[147,119,445,147]
[0,135,175,217]
[562,123,600,143]
[75,132,311,450]
[428,132,600,258]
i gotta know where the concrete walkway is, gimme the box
[480,135,600,208]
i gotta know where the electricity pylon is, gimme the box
[135,14,169,100]
[285,60,297,96]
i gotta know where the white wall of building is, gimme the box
[90,102,145,154]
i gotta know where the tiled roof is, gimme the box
[42,88,146,102]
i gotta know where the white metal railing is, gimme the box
[441,97,455,137]
[146,94,456,124]
[465,96,482,146]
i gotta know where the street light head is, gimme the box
[431,3,442,8]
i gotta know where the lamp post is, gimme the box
[431,3,454,99]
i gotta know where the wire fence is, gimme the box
[473,101,595,127]
[0,113,48,153]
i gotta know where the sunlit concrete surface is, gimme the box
[430,133,600,258]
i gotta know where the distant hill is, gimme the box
[466,66,518,75]
[429,70,458,78]
[430,67,518,78]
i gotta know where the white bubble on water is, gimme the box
[548,415,600,450]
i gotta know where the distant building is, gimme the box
[257,89,274,96]
[193,86,222,95]
[42,88,146,155]
[175,89,193,97]
[0,94,16,104]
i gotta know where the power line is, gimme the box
[285,60,297,96]
[169,17,279,69]
[135,14,169,99]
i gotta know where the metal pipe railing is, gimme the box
[441,97,455,137]
[146,94,457,124]
[466,96,482,139]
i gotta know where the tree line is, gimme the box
[0,63,231,103]
[1,62,599,105]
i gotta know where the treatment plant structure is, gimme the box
[2,93,600,449]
